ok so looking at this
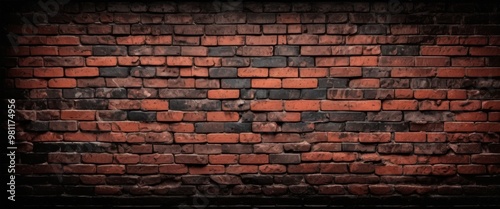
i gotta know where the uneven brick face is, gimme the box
[5,0,500,205]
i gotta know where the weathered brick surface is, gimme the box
[3,0,500,207]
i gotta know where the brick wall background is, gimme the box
[1,0,500,207]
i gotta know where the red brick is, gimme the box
[421,46,468,55]
[246,36,277,45]
[34,67,64,77]
[382,100,418,110]
[284,100,320,111]
[282,78,317,88]
[269,68,298,77]
[141,99,169,111]
[65,67,99,77]
[250,100,283,111]
[86,57,117,66]
[46,36,80,45]
[321,100,381,111]
[395,132,426,142]
[252,79,282,88]
[208,89,240,99]
[30,46,58,55]
[239,133,261,143]
[207,112,239,122]
[350,56,378,66]
[167,57,193,66]
[15,78,47,89]
[48,78,77,88]
[238,68,268,77]
[209,154,238,164]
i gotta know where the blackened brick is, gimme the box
[224,123,252,133]
[302,112,328,122]
[288,57,314,67]
[378,143,413,154]
[269,89,300,99]
[63,89,94,98]
[159,89,207,98]
[170,100,221,111]
[75,99,108,110]
[362,67,391,77]
[318,78,348,88]
[208,47,236,56]
[222,144,253,154]
[128,46,153,55]
[301,89,326,99]
[195,122,224,133]
[96,88,127,98]
[97,110,127,121]
[358,24,387,35]
[130,67,156,77]
[221,79,251,88]
[209,67,238,78]
[367,111,403,122]
[269,154,300,164]
[252,57,287,67]
[221,58,250,67]
[381,45,420,56]
[274,46,299,56]
[241,175,274,185]
[26,121,49,132]
[128,111,156,122]
[315,123,345,131]
[93,46,127,55]
[329,112,366,122]
[99,67,130,77]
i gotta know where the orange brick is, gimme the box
[382,100,418,110]
[252,79,282,88]
[207,133,239,143]
[157,111,184,122]
[239,133,261,143]
[250,100,283,111]
[34,67,64,77]
[350,56,378,66]
[167,56,193,66]
[321,101,381,111]
[208,90,239,99]
[299,68,329,77]
[282,78,318,88]
[65,67,99,77]
[61,110,96,120]
[48,78,77,88]
[207,112,239,122]
[284,100,320,111]
[394,132,426,142]
[15,78,47,89]
[141,99,169,111]
[269,68,298,77]
[238,68,268,77]
[86,57,117,66]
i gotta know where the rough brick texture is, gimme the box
[2,0,500,207]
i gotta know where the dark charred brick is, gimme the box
[241,175,274,185]
[318,78,349,88]
[252,57,287,67]
[362,67,391,77]
[269,89,300,99]
[221,79,251,88]
[300,89,326,99]
[169,100,221,111]
[269,154,300,164]
[358,24,387,34]
[380,78,410,88]
[224,123,252,133]
[130,67,156,77]
[329,112,366,122]
[26,121,49,132]
[282,123,315,132]
[221,57,250,67]
[93,45,127,55]
[99,67,130,77]
[302,112,328,122]
[288,57,315,67]
[209,67,238,78]
[346,122,408,132]
[342,143,376,152]
[75,99,108,110]
[63,89,95,99]
[128,111,156,122]
[159,89,207,98]
[194,122,224,133]
[378,143,414,154]
[208,46,237,56]
[97,110,127,121]
[315,123,345,132]
[367,111,403,122]
[95,88,127,98]
[363,89,395,100]
[381,45,420,56]
[274,46,299,56]
[221,144,253,154]
[222,100,251,111]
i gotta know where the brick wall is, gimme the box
[2,0,500,207]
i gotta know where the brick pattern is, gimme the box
[3,1,500,199]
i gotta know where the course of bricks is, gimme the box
[2,0,500,207]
